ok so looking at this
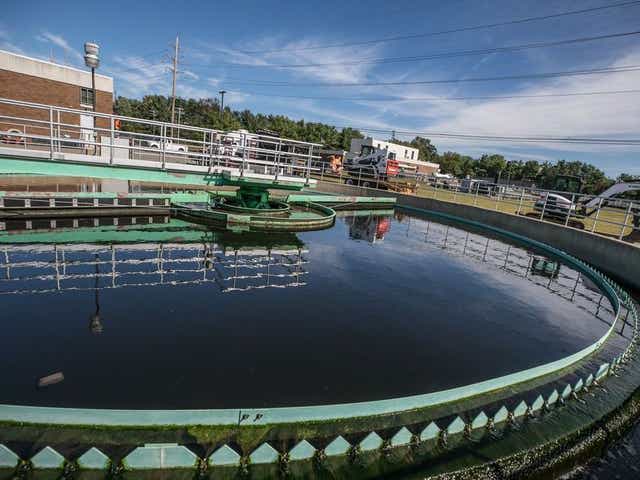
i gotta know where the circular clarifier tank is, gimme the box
[0,211,619,409]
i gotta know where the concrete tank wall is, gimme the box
[315,181,640,292]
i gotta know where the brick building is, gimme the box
[0,49,114,141]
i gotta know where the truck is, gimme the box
[146,139,189,153]
[343,146,417,193]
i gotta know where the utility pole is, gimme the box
[170,35,180,137]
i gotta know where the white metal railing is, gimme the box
[0,97,322,186]
[313,163,639,244]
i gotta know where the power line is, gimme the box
[219,64,640,88]
[331,127,640,145]
[241,0,640,53]
[220,30,640,69]
[225,88,640,102]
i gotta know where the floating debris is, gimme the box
[37,372,64,388]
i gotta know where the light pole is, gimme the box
[84,42,100,152]
[84,42,100,111]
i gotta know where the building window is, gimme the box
[80,87,94,107]
[411,151,415,160]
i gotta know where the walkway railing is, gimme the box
[313,164,640,244]
[0,97,321,187]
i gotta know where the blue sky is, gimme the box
[2,0,640,177]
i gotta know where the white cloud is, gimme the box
[0,26,24,54]
[181,70,199,80]
[106,56,169,97]
[199,37,381,84]
[36,31,82,63]
[414,48,640,153]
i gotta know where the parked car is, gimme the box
[1,128,25,145]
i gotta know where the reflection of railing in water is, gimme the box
[403,216,625,328]
[0,242,308,295]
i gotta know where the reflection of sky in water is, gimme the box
[0,213,613,409]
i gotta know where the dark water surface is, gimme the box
[0,212,614,409]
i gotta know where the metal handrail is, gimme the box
[0,98,321,185]
[313,164,639,243]
[0,97,322,146]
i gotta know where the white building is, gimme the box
[349,136,439,175]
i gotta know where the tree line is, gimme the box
[114,95,364,151]
[114,95,635,195]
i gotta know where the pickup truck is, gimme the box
[146,140,188,152]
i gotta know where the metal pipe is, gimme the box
[109,117,115,165]
[619,201,633,240]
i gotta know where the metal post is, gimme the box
[452,183,458,203]
[516,188,525,215]
[160,123,166,169]
[473,182,480,206]
[240,133,246,178]
[48,107,54,159]
[539,193,549,221]
[208,132,214,172]
[305,147,312,185]
[91,67,96,112]
[109,117,115,165]
[564,194,575,227]
[274,140,281,182]
[619,201,633,240]
[56,110,61,152]
[591,197,603,233]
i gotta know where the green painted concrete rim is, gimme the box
[173,201,336,231]
[0,205,621,427]
[0,156,224,187]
